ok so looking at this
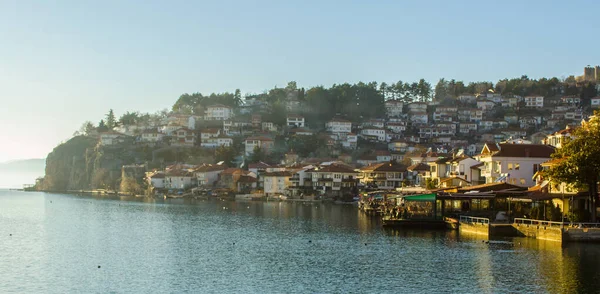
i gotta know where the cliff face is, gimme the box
[39,135,216,192]
[39,136,150,191]
[40,136,97,191]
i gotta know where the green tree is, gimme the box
[249,146,266,163]
[215,146,237,167]
[119,111,140,126]
[547,115,600,221]
[97,119,108,132]
[105,109,117,129]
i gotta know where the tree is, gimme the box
[119,111,140,126]
[434,78,449,101]
[105,109,117,129]
[547,115,600,221]
[74,121,95,136]
[215,146,237,167]
[249,146,266,163]
[97,120,108,132]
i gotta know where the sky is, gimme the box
[0,0,599,162]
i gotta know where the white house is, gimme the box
[146,171,165,188]
[475,142,554,187]
[262,122,278,132]
[171,128,196,147]
[385,99,404,117]
[409,112,428,124]
[561,96,581,105]
[99,131,127,146]
[140,130,164,144]
[591,97,600,108]
[360,127,387,142]
[244,136,274,156]
[386,122,406,134]
[164,170,195,190]
[406,102,428,113]
[476,100,496,111]
[204,104,233,121]
[200,128,221,140]
[359,161,406,190]
[201,135,233,148]
[287,115,305,128]
[341,133,358,149]
[262,168,292,196]
[326,118,352,134]
[289,128,314,136]
[524,96,544,108]
[194,164,227,187]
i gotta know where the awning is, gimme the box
[402,193,436,202]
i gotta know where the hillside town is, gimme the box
[45,67,600,220]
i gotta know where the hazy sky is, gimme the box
[1,0,599,162]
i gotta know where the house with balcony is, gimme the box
[204,104,233,121]
[386,122,407,134]
[409,112,428,124]
[223,119,252,136]
[543,126,576,148]
[561,95,581,106]
[326,118,352,134]
[388,140,410,152]
[201,135,233,148]
[385,99,404,117]
[306,163,358,196]
[287,165,315,196]
[360,127,387,142]
[524,96,544,108]
[171,128,196,147]
[286,115,305,128]
[140,129,164,144]
[475,142,554,187]
[459,123,478,134]
[359,161,407,190]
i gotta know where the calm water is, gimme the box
[2,191,600,293]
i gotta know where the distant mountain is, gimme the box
[0,158,46,188]
[0,158,46,173]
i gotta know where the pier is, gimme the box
[457,216,600,243]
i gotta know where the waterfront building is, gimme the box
[359,161,407,190]
[475,142,554,187]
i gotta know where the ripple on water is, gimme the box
[1,191,600,293]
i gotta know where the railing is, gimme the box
[459,215,490,225]
[514,218,600,229]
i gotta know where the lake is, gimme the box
[2,190,600,293]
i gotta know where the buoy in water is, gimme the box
[9,234,12,236]
[98,265,101,268]
[308,240,312,243]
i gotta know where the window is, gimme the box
[515,163,520,170]
[520,178,526,185]
[334,174,341,179]
[508,163,513,170]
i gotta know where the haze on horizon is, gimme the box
[1,0,599,163]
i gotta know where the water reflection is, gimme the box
[3,191,600,293]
